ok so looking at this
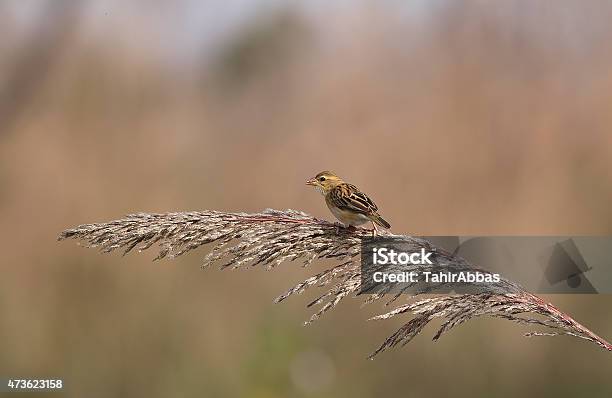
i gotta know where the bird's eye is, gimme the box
[319,176,326,182]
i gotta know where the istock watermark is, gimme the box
[360,236,612,295]
[372,247,433,265]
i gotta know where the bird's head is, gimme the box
[306,171,343,195]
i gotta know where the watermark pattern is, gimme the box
[361,236,612,294]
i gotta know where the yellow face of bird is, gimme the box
[306,171,344,195]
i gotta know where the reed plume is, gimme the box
[58,209,612,357]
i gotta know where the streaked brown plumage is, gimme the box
[306,171,391,233]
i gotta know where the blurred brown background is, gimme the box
[1,1,611,397]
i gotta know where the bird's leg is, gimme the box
[334,222,356,234]
[371,221,379,237]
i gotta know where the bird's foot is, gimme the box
[334,222,356,234]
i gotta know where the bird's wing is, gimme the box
[329,183,379,214]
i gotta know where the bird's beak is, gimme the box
[306,178,317,186]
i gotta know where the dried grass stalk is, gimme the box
[58,209,612,357]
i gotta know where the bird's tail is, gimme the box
[369,213,391,229]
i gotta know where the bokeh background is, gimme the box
[1,1,611,397]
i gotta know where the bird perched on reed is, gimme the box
[306,171,391,235]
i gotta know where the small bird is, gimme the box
[306,171,391,234]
